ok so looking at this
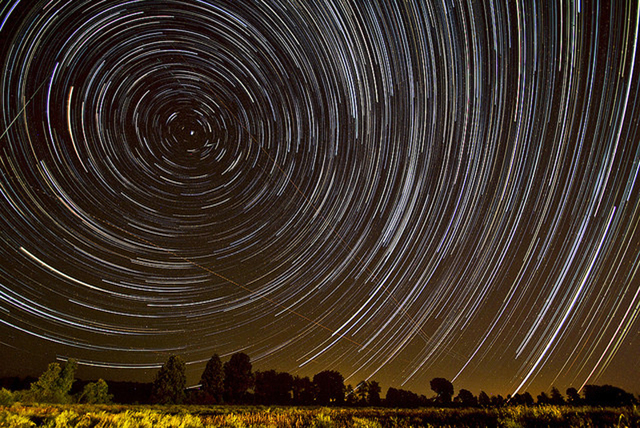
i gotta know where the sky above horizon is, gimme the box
[1,0,639,397]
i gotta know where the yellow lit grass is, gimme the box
[0,403,638,427]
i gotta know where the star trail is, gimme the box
[1,0,639,396]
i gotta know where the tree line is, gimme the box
[1,354,637,408]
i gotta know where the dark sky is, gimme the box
[1,0,639,397]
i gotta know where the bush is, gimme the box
[78,379,113,404]
[0,388,16,406]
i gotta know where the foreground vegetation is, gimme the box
[1,403,639,427]
[3,355,637,426]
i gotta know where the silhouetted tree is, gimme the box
[522,392,534,406]
[78,379,112,404]
[384,387,401,407]
[566,387,581,405]
[199,354,224,403]
[292,375,314,405]
[313,370,344,405]
[345,384,358,406]
[511,392,534,406]
[537,391,550,405]
[430,378,454,405]
[550,387,565,405]
[367,381,382,406]
[27,359,77,403]
[151,355,186,404]
[385,387,422,408]
[478,391,491,407]
[254,370,293,405]
[351,381,366,406]
[491,394,505,407]
[223,352,253,404]
[582,385,635,407]
[344,380,381,406]
[454,389,477,407]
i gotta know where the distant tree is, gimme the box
[27,359,77,403]
[550,387,565,405]
[430,378,454,405]
[384,387,401,408]
[200,354,224,403]
[223,352,253,404]
[313,370,345,405]
[478,391,491,407]
[522,392,534,406]
[491,394,505,407]
[367,381,382,407]
[419,394,430,407]
[509,392,535,406]
[582,385,635,407]
[566,387,581,405]
[454,389,477,407]
[254,370,273,405]
[274,371,294,404]
[292,375,314,405]
[351,381,367,406]
[345,384,358,406]
[151,355,186,404]
[254,370,293,405]
[537,391,550,405]
[384,387,422,408]
[78,379,112,404]
[342,380,379,407]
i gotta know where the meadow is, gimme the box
[1,403,639,427]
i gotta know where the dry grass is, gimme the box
[1,403,638,427]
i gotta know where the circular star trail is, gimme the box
[1,0,639,395]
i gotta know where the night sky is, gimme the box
[1,0,639,397]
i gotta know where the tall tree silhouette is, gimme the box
[223,352,253,404]
[200,354,224,403]
[478,391,490,407]
[292,375,314,405]
[151,355,186,404]
[367,381,382,406]
[549,387,565,405]
[313,370,344,405]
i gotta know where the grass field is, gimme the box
[1,403,638,427]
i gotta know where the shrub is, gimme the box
[0,388,16,406]
[78,379,113,404]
